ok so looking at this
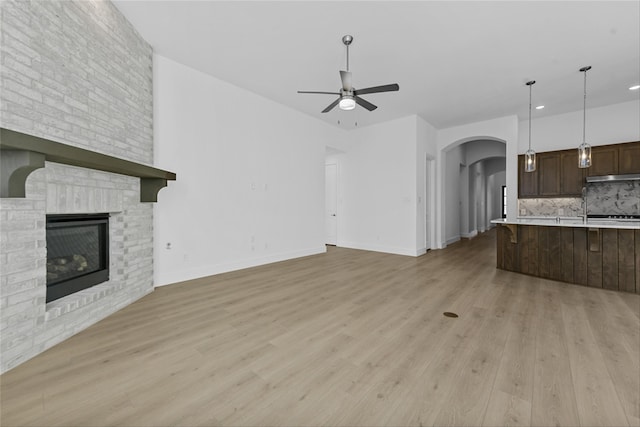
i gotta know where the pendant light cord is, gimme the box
[526,80,535,151]
[579,66,591,144]
[528,83,532,150]
[582,69,587,144]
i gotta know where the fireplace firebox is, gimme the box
[46,214,109,303]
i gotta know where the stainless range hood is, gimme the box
[586,173,640,183]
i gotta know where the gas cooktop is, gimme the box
[588,214,640,220]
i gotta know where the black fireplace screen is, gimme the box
[46,214,109,303]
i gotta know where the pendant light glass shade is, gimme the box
[525,149,536,172]
[578,142,591,168]
[578,66,592,168]
[525,80,536,172]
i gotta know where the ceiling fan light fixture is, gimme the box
[297,35,398,114]
[339,96,356,111]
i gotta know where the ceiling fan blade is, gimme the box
[322,98,341,113]
[354,83,399,96]
[340,70,352,91]
[354,96,377,111]
[298,91,340,95]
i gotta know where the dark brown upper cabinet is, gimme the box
[587,145,618,176]
[518,154,538,197]
[560,149,585,196]
[518,141,639,199]
[619,141,640,174]
[538,152,561,196]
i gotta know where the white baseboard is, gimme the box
[155,246,327,287]
[461,230,478,239]
[445,235,461,246]
[338,241,422,257]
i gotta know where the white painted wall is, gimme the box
[459,164,469,238]
[460,161,482,237]
[153,55,342,286]
[444,145,464,244]
[331,116,421,255]
[463,157,506,237]
[489,170,506,225]
[475,161,487,232]
[518,100,640,153]
[465,140,506,165]
[484,158,507,225]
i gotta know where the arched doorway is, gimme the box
[440,138,506,246]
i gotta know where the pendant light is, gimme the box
[525,80,536,172]
[578,66,592,168]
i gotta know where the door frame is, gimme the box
[325,162,338,246]
[425,156,435,252]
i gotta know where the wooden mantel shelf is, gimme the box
[0,128,176,202]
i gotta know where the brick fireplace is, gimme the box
[0,0,161,373]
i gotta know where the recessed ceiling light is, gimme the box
[629,85,640,91]
[535,105,544,110]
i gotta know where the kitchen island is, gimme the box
[491,218,640,293]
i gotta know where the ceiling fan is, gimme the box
[297,35,399,113]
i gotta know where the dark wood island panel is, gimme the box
[602,229,618,291]
[497,224,640,294]
[636,229,640,292]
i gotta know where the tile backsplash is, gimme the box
[518,181,640,217]
[587,180,640,215]
[518,197,582,217]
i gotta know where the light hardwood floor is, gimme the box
[1,229,639,426]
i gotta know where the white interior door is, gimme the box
[325,163,337,245]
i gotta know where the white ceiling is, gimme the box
[113,1,640,130]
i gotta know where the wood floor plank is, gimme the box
[1,229,638,427]
[562,303,630,426]
[482,276,538,426]
[531,283,581,427]
[581,291,640,423]
[428,278,519,426]
[482,389,532,427]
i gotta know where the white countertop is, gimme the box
[491,217,640,230]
